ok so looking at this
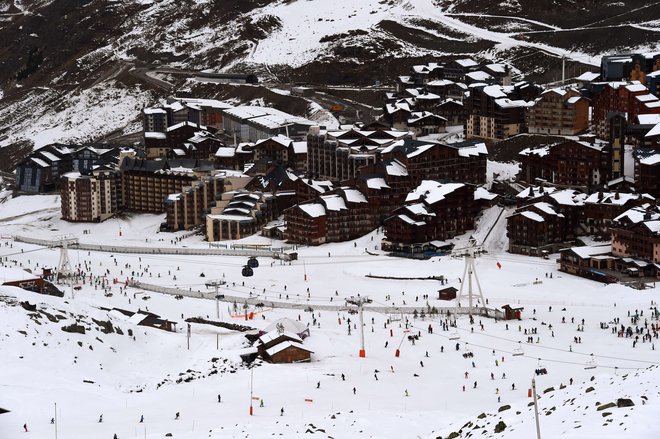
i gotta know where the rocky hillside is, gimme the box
[0,0,658,171]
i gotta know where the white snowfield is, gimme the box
[0,193,659,439]
[247,0,607,68]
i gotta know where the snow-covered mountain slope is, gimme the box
[433,365,660,439]
[0,0,658,166]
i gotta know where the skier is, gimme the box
[353,387,356,395]
[114,435,118,439]
[139,415,144,423]
[280,407,284,416]
[341,373,345,381]
[260,399,264,408]
[23,424,28,432]
[317,381,320,389]
[175,412,179,420]
[218,394,222,403]
[99,414,103,423]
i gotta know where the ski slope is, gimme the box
[0,193,659,438]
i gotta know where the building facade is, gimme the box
[526,88,589,136]
[60,169,119,222]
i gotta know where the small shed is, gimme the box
[502,305,524,320]
[0,267,44,292]
[137,313,177,332]
[438,286,458,300]
[256,329,304,356]
[265,341,313,363]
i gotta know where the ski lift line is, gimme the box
[0,247,50,257]
[367,299,660,367]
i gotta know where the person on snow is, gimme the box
[341,374,345,381]
[218,394,222,403]
[175,412,180,420]
[139,415,144,423]
[280,407,284,416]
[99,414,103,423]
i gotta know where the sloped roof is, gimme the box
[405,181,465,205]
[266,340,313,357]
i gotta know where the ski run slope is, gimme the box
[247,0,608,68]
[0,192,659,438]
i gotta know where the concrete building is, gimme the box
[526,88,589,136]
[60,169,119,222]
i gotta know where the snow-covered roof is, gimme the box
[174,97,233,110]
[484,63,506,74]
[567,245,612,259]
[532,202,564,217]
[266,340,313,357]
[405,181,465,205]
[256,134,292,147]
[365,177,390,190]
[215,147,236,158]
[625,83,648,93]
[520,211,545,222]
[167,121,207,132]
[62,172,82,180]
[519,146,551,157]
[385,160,408,177]
[496,98,533,109]
[145,132,167,139]
[0,267,40,284]
[397,214,426,226]
[258,329,303,345]
[263,318,309,335]
[321,194,347,211]
[482,85,507,98]
[575,71,599,82]
[292,141,307,154]
[298,203,326,218]
[474,187,497,201]
[407,142,436,158]
[645,123,660,138]
[548,189,586,206]
[639,153,660,165]
[585,192,652,206]
[455,142,488,158]
[30,157,49,167]
[143,107,167,115]
[427,79,455,87]
[466,71,494,82]
[515,186,557,199]
[454,58,478,68]
[341,188,367,204]
[40,151,60,162]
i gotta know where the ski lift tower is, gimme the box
[49,235,79,281]
[451,237,487,318]
[346,296,372,358]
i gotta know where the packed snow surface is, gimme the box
[0,194,658,438]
